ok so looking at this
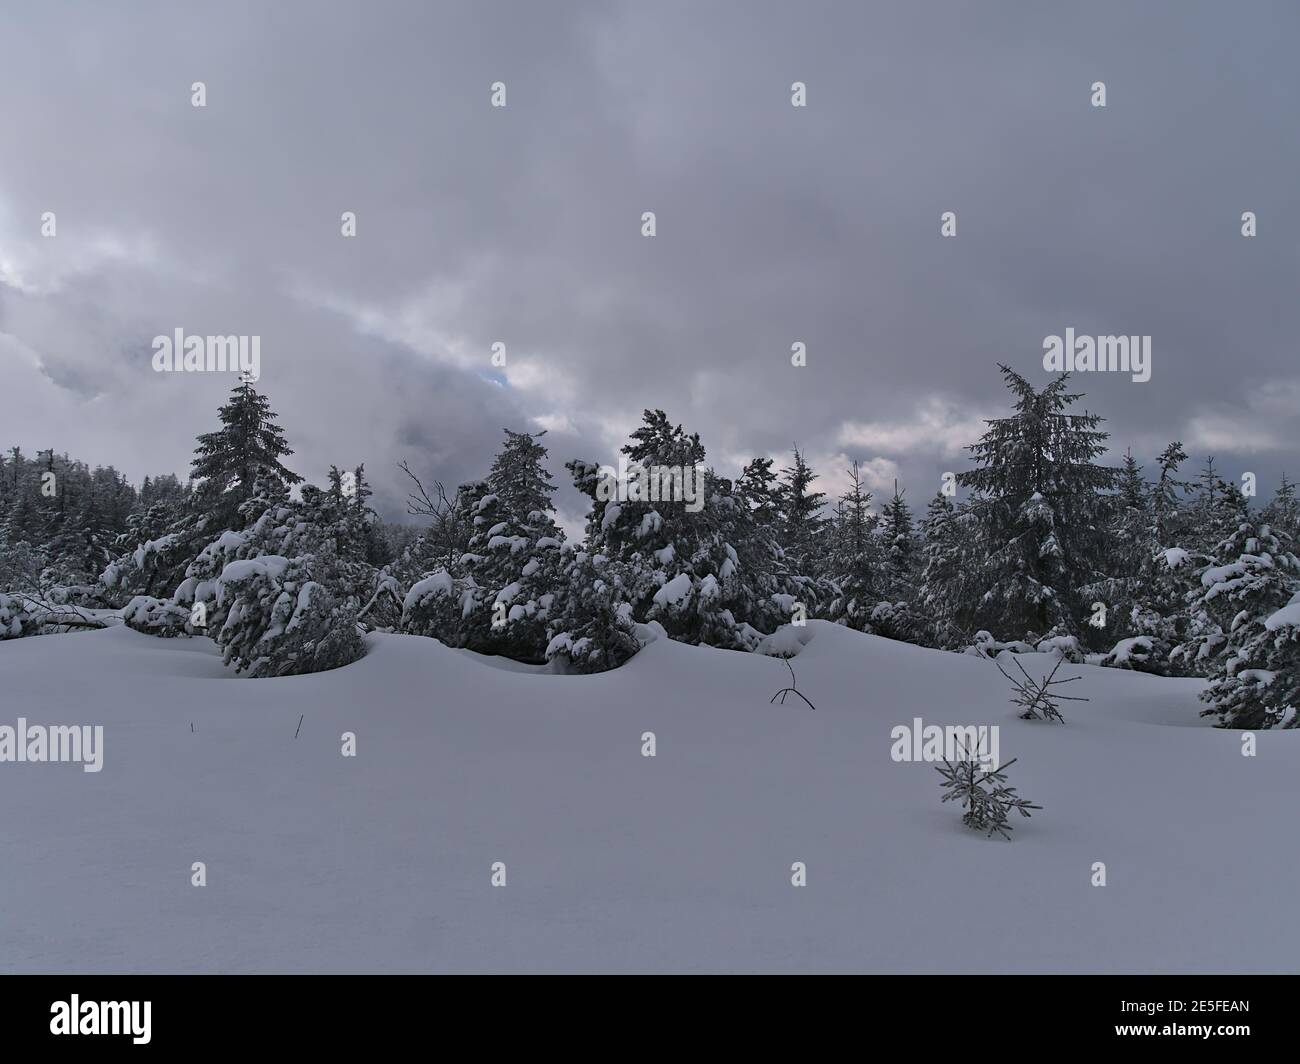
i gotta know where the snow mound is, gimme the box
[756,623,814,657]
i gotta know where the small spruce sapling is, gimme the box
[769,657,816,710]
[994,654,1087,722]
[936,739,1041,839]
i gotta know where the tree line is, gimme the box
[2,366,1297,729]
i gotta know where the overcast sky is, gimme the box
[3,0,1298,535]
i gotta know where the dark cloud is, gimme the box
[3,0,1298,530]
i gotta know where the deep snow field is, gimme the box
[1,620,1294,973]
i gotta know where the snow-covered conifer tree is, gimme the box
[1187,456,1248,554]
[212,554,364,677]
[1151,441,1189,548]
[1263,473,1300,543]
[955,366,1117,642]
[471,429,566,661]
[400,479,491,648]
[1097,441,1203,673]
[730,456,813,633]
[1189,520,1300,727]
[167,473,370,674]
[190,379,301,531]
[878,479,916,599]
[1081,449,1151,653]
[99,385,301,608]
[916,491,984,648]
[824,461,877,629]
[557,411,758,654]
[0,540,45,594]
[778,447,828,580]
[543,548,641,672]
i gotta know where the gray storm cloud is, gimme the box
[2,0,1298,525]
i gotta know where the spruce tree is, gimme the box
[555,411,758,657]
[1187,456,1247,553]
[1114,449,1152,581]
[1264,474,1300,542]
[474,429,565,661]
[489,429,558,518]
[543,549,640,673]
[177,472,370,674]
[917,490,971,647]
[1101,440,1205,669]
[732,456,810,634]
[825,461,876,628]
[778,447,827,579]
[350,463,374,516]
[737,458,782,525]
[878,479,916,597]
[1082,449,1150,652]
[2,489,35,548]
[955,366,1117,641]
[401,479,492,648]
[1192,520,1300,727]
[325,464,388,566]
[1151,441,1188,548]
[190,380,301,530]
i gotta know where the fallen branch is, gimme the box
[10,592,111,631]
[33,614,110,630]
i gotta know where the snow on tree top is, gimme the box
[756,623,812,657]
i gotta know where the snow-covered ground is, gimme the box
[1,621,1294,973]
